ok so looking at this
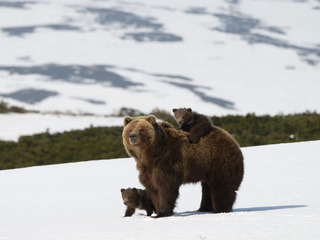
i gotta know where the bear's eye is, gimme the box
[139,129,145,133]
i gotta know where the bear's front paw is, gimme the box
[155,211,173,218]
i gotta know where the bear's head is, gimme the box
[172,108,193,126]
[123,115,157,149]
[120,188,140,207]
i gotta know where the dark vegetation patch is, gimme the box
[122,32,183,42]
[0,88,58,104]
[0,100,38,113]
[0,1,36,9]
[1,24,81,37]
[0,64,142,88]
[85,8,163,30]
[1,104,319,170]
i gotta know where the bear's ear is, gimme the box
[172,108,177,113]
[187,108,192,113]
[124,116,133,126]
[146,115,156,125]
[121,188,125,192]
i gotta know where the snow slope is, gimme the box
[0,0,320,116]
[0,113,123,141]
[1,1,319,238]
[1,140,320,240]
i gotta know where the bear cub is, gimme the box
[172,108,214,143]
[120,188,155,217]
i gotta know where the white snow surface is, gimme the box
[1,1,320,238]
[0,113,123,141]
[1,140,320,240]
[0,0,319,116]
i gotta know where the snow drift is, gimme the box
[1,140,319,240]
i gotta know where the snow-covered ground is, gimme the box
[0,113,123,141]
[1,140,319,240]
[0,0,319,116]
[1,1,320,238]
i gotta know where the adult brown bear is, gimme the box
[122,115,244,218]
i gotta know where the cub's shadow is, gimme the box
[174,205,307,217]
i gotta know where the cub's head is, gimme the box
[120,188,140,207]
[122,115,157,148]
[172,108,193,126]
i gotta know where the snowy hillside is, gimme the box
[0,0,320,116]
[1,1,320,238]
[1,140,320,240]
[0,113,123,141]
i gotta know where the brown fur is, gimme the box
[172,108,214,143]
[120,188,155,217]
[122,115,244,218]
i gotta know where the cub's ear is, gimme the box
[172,108,177,113]
[146,115,156,125]
[121,188,125,192]
[187,108,192,112]
[124,116,133,126]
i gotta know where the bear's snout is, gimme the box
[123,197,128,205]
[129,133,137,143]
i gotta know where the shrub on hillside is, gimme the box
[0,111,319,170]
[0,100,35,114]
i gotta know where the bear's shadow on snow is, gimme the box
[234,204,307,212]
[174,205,307,217]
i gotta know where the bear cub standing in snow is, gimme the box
[172,108,214,143]
[120,188,155,217]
